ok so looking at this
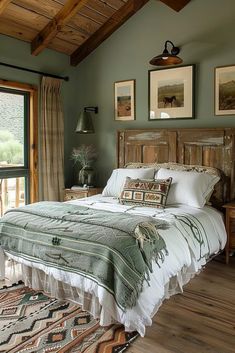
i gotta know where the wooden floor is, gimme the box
[129,256,235,353]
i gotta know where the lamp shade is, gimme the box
[149,53,182,66]
[75,111,95,134]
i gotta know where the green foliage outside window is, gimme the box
[0,130,23,165]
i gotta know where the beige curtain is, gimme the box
[40,77,64,201]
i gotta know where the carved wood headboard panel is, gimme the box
[117,128,235,206]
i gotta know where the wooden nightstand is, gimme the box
[223,201,235,264]
[64,187,103,201]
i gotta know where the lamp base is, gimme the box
[78,166,96,187]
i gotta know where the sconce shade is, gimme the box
[150,40,183,66]
[75,111,95,134]
[149,53,182,66]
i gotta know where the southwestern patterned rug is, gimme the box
[0,283,138,353]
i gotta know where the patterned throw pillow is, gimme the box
[119,177,172,208]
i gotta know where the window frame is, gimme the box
[0,80,38,203]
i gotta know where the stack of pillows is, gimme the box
[102,167,220,209]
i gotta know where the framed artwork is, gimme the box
[149,65,195,120]
[114,79,135,121]
[215,65,235,116]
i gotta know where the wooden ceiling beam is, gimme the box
[159,0,191,12]
[31,0,89,56]
[70,0,149,66]
[0,0,11,15]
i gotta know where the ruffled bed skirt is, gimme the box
[3,256,104,319]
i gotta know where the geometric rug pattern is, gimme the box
[0,283,139,353]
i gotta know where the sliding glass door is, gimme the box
[0,87,30,215]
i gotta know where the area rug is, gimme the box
[0,283,139,353]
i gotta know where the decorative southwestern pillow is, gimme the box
[119,177,172,208]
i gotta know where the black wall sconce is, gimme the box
[149,40,183,66]
[75,106,98,134]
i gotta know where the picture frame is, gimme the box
[215,65,235,116]
[114,79,135,121]
[148,65,195,120]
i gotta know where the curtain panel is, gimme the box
[40,77,64,201]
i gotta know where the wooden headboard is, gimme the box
[117,128,235,206]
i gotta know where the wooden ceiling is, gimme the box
[0,0,191,66]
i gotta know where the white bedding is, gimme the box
[0,195,226,336]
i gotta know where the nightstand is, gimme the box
[64,187,103,201]
[223,201,235,264]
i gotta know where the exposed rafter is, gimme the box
[159,0,191,12]
[0,0,11,15]
[31,0,89,56]
[70,0,150,66]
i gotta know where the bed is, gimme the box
[0,127,234,337]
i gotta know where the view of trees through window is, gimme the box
[0,92,24,166]
[0,90,27,214]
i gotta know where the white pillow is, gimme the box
[156,168,220,208]
[102,168,155,197]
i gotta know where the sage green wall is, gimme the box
[71,0,235,187]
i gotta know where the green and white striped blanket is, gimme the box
[0,201,169,310]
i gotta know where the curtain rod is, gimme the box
[0,62,69,82]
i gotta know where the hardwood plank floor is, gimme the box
[129,256,235,353]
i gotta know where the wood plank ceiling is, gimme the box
[0,0,191,66]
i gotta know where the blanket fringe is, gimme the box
[134,221,168,277]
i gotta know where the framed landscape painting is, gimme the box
[114,79,135,121]
[215,65,235,115]
[149,65,194,120]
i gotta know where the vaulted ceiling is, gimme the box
[0,0,191,66]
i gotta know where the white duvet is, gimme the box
[0,195,227,336]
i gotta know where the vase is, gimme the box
[78,166,95,186]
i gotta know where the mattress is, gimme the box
[0,195,227,336]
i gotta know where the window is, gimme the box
[0,80,38,215]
